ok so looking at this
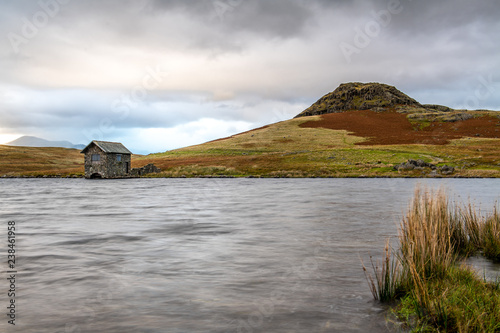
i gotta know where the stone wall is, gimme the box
[84,145,107,178]
[131,163,161,177]
[105,153,131,178]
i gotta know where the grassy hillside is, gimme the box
[132,83,499,178]
[135,112,500,178]
[0,145,84,177]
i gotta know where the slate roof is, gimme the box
[81,141,132,154]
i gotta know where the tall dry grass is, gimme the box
[482,208,500,261]
[399,187,458,280]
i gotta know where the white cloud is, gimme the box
[127,118,253,154]
[0,133,23,144]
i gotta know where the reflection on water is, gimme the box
[0,178,499,332]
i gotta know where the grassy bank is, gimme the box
[365,188,500,332]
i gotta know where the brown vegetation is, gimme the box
[299,110,500,145]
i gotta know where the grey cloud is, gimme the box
[390,0,500,34]
[1,0,321,56]
[217,0,314,39]
[3,0,499,49]
[144,0,316,38]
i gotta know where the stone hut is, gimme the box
[81,141,132,179]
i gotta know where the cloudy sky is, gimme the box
[1,0,499,154]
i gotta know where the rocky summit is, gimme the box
[294,82,497,124]
[295,82,422,118]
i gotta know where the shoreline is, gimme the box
[2,174,500,179]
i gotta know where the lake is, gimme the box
[1,178,499,332]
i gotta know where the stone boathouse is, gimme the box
[81,141,132,179]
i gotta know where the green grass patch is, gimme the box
[397,266,500,332]
[154,165,242,178]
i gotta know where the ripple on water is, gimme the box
[0,178,498,333]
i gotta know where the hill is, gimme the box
[294,82,500,145]
[6,136,85,149]
[136,82,500,177]
[294,82,421,117]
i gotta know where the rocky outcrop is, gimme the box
[394,159,436,171]
[295,82,421,118]
[131,163,161,176]
[407,112,474,123]
[438,165,455,175]
[394,159,455,175]
[422,104,454,113]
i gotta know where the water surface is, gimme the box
[0,178,499,332]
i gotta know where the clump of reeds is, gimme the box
[365,186,500,331]
[399,187,458,280]
[482,208,500,261]
[362,240,402,302]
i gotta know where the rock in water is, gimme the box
[295,82,421,118]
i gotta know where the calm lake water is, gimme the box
[1,178,499,333]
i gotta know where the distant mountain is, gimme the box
[5,136,85,149]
